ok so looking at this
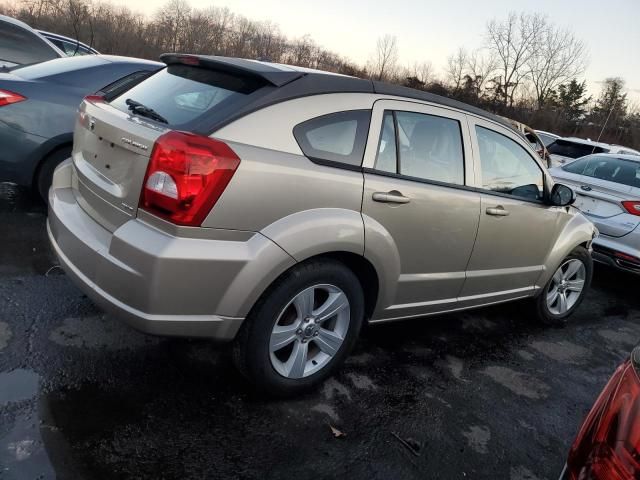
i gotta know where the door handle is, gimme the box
[486,206,510,216]
[372,191,411,204]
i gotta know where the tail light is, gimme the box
[622,201,640,217]
[0,89,26,107]
[140,131,240,226]
[566,349,640,479]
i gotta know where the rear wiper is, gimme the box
[125,98,168,124]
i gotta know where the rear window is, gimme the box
[110,65,267,129]
[293,110,371,167]
[0,21,60,65]
[548,139,609,159]
[563,155,640,188]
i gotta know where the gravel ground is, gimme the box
[1,182,638,480]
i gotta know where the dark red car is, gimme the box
[563,346,640,479]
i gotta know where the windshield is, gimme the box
[0,20,61,65]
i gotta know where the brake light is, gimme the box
[622,201,640,216]
[0,89,26,107]
[140,131,240,226]
[566,354,640,479]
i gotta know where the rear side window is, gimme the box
[564,156,640,188]
[548,140,609,159]
[0,21,60,65]
[293,110,371,167]
[110,65,267,128]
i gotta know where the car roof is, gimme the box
[161,54,514,131]
[559,136,611,148]
[582,153,640,163]
[0,13,32,29]
[36,30,99,53]
[535,130,559,138]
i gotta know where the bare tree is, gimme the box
[369,34,399,81]
[526,26,588,108]
[465,48,497,95]
[410,61,435,86]
[446,47,468,93]
[486,12,547,106]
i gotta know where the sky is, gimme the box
[111,0,640,102]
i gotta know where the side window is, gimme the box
[374,110,465,185]
[293,110,371,167]
[475,126,544,201]
[374,111,397,173]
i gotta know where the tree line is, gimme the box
[2,0,638,149]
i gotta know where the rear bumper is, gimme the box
[592,232,640,275]
[47,160,295,340]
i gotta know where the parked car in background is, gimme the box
[0,55,162,199]
[37,30,99,56]
[534,129,560,147]
[48,54,596,396]
[0,14,64,69]
[502,118,551,167]
[548,137,640,168]
[561,345,640,479]
[550,154,640,274]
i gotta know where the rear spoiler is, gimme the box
[160,54,304,87]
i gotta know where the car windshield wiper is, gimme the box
[125,98,168,124]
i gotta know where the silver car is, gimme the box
[550,154,640,274]
[48,54,596,395]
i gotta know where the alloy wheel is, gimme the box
[546,259,586,315]
[269,284,350,379]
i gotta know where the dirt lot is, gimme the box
[1,182,638,480]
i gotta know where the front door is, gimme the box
[459,117,560,304]
[361,100,481,320]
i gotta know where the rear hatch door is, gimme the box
[72,99,166,232]
[71,59,281,231]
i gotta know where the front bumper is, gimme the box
[47,161,294,340]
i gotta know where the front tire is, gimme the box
[534,246,592,324]
[232,260,364,396]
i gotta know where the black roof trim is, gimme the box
[162,54,516,134]
[160,53,304,87]
[372,81,512,128]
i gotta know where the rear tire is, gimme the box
[36,147,72,203]
[533,246,592,325]
[232,260,364,397]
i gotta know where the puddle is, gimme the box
[0,411,56,480]
[0,369,39,405]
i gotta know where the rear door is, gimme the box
[361,100,480,319]
[556,156,640,237]
[460,117,559,301]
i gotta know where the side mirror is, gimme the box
[549,183,576,207]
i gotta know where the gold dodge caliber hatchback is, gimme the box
[48,54,597,395]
